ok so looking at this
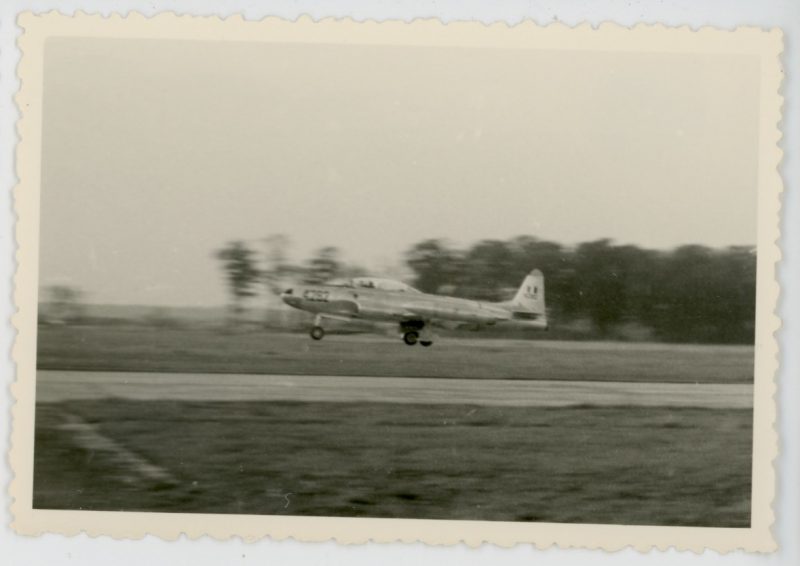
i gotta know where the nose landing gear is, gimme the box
[309,315,325,340]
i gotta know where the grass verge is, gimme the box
[34,400,751,526]
[36,325,754,383]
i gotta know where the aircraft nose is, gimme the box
[281,288,299,306]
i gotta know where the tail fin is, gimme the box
[510,269,546,316]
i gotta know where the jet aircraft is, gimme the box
[280,270,547,346]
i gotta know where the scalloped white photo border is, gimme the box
[9,12,783,552]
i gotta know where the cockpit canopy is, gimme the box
[325,277,421,293]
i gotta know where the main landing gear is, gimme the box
[401,322,434,347]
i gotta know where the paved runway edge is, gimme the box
[36,370,753,409]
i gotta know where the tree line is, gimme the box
[216,235,757,344]
[406,236,756,343]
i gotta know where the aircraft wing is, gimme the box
[325,299,360,315]
[309,299,361,322]
[319,313,358,323]
[397,308,429,323]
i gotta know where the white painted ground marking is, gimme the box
[57,413,177,485]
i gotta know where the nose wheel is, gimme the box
[309,315,326,341]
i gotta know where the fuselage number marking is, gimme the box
[303,289,330,302]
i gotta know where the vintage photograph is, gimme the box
[11,15,782,551]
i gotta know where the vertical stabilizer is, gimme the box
[510,269,546,315]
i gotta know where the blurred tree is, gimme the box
[648,245,757,343]
[406,239,464,294]
[403,236,757,343]
[612,244,659,323]
[43,285,84,324]
[647,245,700,340]
[339,263,369,279]
[305,246,342,284]
[261,234,291,298]
[571,240,625,334]
[719,246,758,342]
[262,234,291,275]
[462,240,517,299]
[215,240,261,316]
[510,236,565,278]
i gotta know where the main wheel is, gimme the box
[310,326,325,340]
[420,340,433,347]
[403,331,419,345]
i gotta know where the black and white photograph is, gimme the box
[9,13,783,552]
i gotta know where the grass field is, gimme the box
[36,325,754,383]
[33,400,751,526]
[33,325,754,526]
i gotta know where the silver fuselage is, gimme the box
[281,284,546,328]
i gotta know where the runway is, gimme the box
[37,370,753,409]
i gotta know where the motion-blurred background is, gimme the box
[41,235,755,344]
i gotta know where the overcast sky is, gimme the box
[39,38,760,306]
